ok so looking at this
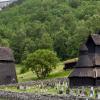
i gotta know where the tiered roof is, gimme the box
[76,34,100,67]
[70,68,100,78]
[69,34,100,86]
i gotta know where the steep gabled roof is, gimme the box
[0,47,15,61]
[80,44,88,51]
[91,34,100,45]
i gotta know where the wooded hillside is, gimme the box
[0,0,100,63]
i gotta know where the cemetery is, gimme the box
[0,78,100,100]
[0,77,99,99]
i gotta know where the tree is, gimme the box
[68,0,81,8]
[86,14,100,33]
[25,49,59,78]
[0,38,10,47]
[53,32,69,60]
[36,33,53,50]
[11,31,26,63]
[0,0,100,63]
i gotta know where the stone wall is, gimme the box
[0,90,96,100]
[2,77,68,87]
[0,78,98,100]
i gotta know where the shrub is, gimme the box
[25,49,59,78]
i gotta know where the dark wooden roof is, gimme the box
[91,34,100,45]
[0,47,15,62]
[76,34,100,67]
[63,58,78,70]
[69,68,95,78]
[76,54,93,67]
[95,53,100,66]
[69,68,100,78]
[80,44,88,51]
[95,68,100,77]
[69,34,100,87]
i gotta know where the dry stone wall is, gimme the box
[0,90,96,100]
[2,77,68,87]
[0,78,98,100]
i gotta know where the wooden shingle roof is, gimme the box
[0,47,15,62]
[95,68,100,77]
[69,68,95,78]
[69,68,100,78]
[76,54,93,67]
[80,44,88,51]
[91,34,100,45]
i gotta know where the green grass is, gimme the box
[16,63,72,82]
[0,85,97,99]
[47,70,72,79]
[0,83,67,95]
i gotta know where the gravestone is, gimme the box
[90,87,94,97]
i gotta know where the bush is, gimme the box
[25,49,59,78]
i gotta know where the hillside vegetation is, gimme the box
[16,63,72,82]
[0,0,100,63]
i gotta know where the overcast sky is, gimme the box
[0,0,10,1]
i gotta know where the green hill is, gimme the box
[0,0,100,63]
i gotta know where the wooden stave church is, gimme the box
[69,34,100,87]
[0,47,17,85]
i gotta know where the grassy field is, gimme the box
[16,63,72,82]
[0,62,73,95]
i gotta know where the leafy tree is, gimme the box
[36,33,53,50]
[68,0,81,8]
[11,31,26,63]
[21,38,36,61]
[0,38,10,47]
[25,49,59,78]
[0,0,100,63]
[86,15,100,33]
[53,32,68,60]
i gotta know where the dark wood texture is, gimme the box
[0,47,17,85]
[69,34,100,87]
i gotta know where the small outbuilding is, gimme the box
[0,47,17,85]
[63,58,78,70]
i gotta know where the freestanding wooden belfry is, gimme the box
[69,34,100,87]
[0,47,17,85]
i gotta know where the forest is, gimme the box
[0,0,100,63]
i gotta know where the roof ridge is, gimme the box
[90,34,100,45]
